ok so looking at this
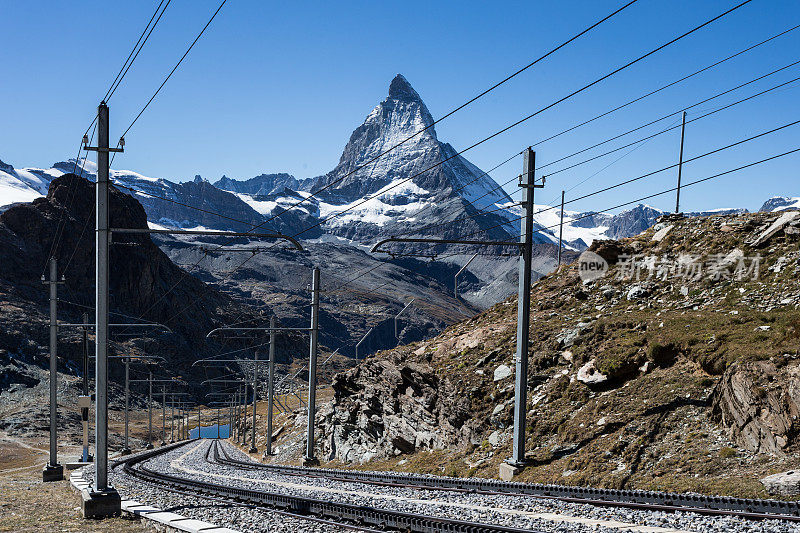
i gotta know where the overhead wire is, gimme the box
[263,0,756,249]
[159,0,756,328]
[248,0,642,233]
[104,0,172,102]
[391,66,800,240]
[112,0,228,165]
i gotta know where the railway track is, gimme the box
[211,439,800,523]
[117,440,541,533]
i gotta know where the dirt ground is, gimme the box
[0,409,154,533]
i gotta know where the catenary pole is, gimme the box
[94,102,111,493]
[504,147,542,477]
[146,371,153,449]
[558,190,565,266]
[304,267,320,465]
[266,316,275,455]
[250,351,258,453]
[123,358,131,454]
[81,312,91,463]
[82,101,123,515]
[170,398,175,442]
[676,110,687,213]
[43,257,64,481]
[160,386,166,445]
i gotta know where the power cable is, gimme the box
[385,23,800,237]
[113,0,228,158]
[249,0,641,232]
[280,0,755,244]
[104,0,172,102]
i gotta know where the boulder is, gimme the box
[626,285,650,300]
[577,359,608,386]
[493,364,512,381]
[748,211,800,247]
[761,471,800,497]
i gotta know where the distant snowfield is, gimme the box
[774,197,800,211]
[318,178,432,227]
[1,158,796,251]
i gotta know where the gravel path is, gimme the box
[83,440,799,533]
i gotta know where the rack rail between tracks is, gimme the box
[118,440,541,533]
[211,439,800,522]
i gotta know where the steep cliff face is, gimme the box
[712,360,800,455]
[318,350,477,463]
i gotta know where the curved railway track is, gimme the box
[117,440,539,532]
[210,439,800,523]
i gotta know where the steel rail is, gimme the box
[211,442,800,522]
[118,440,537,533]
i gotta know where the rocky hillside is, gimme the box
[277,210,800,498]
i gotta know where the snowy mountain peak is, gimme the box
[388,74,421,102]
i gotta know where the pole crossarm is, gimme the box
[192,358,269,366]
[109,228,303,251]
[371,237,523,256]
[57,322,173,332]
[205,326,312,338]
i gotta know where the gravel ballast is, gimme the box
[84,440,799,533]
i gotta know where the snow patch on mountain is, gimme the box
[760,196,800,212]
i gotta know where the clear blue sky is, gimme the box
[2,0,798,214]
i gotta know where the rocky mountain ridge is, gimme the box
[263,210,800,499]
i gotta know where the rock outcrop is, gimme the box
[712,360,800,455]
[316,350,478,463]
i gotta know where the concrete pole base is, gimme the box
[42,463,64,482]
[498,462,522,481]
[145,443,154,450]
[80,488,121,518]
[302,456,320,467]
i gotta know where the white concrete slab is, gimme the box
[146,511,187,525]
[169,518,219,532]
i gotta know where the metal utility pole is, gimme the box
[160,387,167,446]
[266,316,275,455]
[123,358,131,455]
[249,352,258,453]
[216,408,220,439]
[170,399,175,443]
[502,147,543,479]
[557,190,565,266]
[82,101,123,516]
[675,110,687,214]
[43,257,64,482]
[196,405,201,439]
[80,313,92,463]
[304,267,320,465]
[147,371,154,449]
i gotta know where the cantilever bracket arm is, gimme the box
[205,326,312,338]
[58,322,173,333]
[110,228,303,251]
[370,237,522,255]
[192,358,269,367]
